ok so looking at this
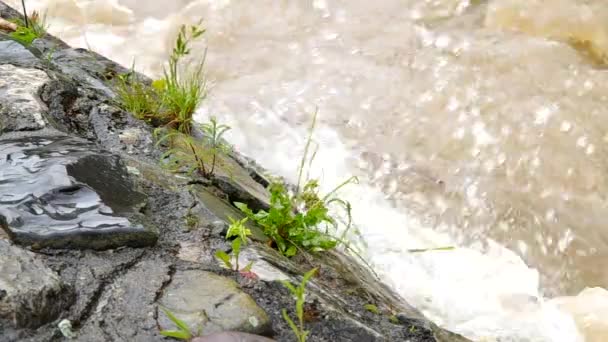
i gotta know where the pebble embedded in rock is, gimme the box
[157,270,271,336]
[192,332,275,342]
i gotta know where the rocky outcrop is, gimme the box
[0,240,73,329]
[0,1,470,341]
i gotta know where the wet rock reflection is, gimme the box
[0,136,156,249]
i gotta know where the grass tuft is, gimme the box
[115,20,207,134]
[9,10,47,46]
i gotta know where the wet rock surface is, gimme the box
[0,64,48,132]
[0,2,469,341]
[157,270,271,336]
[0,36,41,68]
[0,135,156,250]
[0,240,73,328]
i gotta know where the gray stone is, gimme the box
[76,256,171,342]
[0,39,40,66]
[210,153,270,213]
[0,135,157,250]
[50,48,133,98]
[0,64,48,133]
[157,270,271,336]
[0,240,73,328]
[192,332,275,342]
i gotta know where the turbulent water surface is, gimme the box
[11,0,608,340]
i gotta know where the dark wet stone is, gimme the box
[50,48,134,99]
[190,186,266,242]
[37,79,94,138]
[0,240,74,328]
[88,103,155,155]
[30,36,70,56]
[0,135,156,250]
[76,256,171,342]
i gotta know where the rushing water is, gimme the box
[10,0,608,340]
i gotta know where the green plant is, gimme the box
[234,111,358,257]
[200,116,231,176]
[42,44,58,68]
[364,304,379,314]
[156,116,231,178]
[236,181,340,257]
[9,10,47,46]
[159,307,195,340]
[214,217,253,272]
[158,22,207,134]
[184,210,199,231]
[281,268,317,342]
[114,20,207,134]
[115,69,162,121]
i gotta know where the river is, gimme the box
[9,0,608,340]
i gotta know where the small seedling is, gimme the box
[184,210,199,231]
[115,69,162,122]
[281,268,317,342]
[159,307,197,340]
[157,116,231,178]
[214,217,252,272]
[199,116,231,176]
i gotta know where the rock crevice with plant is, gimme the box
[0,2,470,342]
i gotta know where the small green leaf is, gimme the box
[152,79,166,91]
[242,261,254,272]
[280,280,298,295]
[285,245,297,257]
[364,304,379,314]
[231,237,242,256]
[214,250,233,269]
[234,202,254,216]
[160,308,192,339]
[160,330,191,340]
[301,268,317,286]
[389,315,399,324]
[282,309,300,339]
[226,217,251,243]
